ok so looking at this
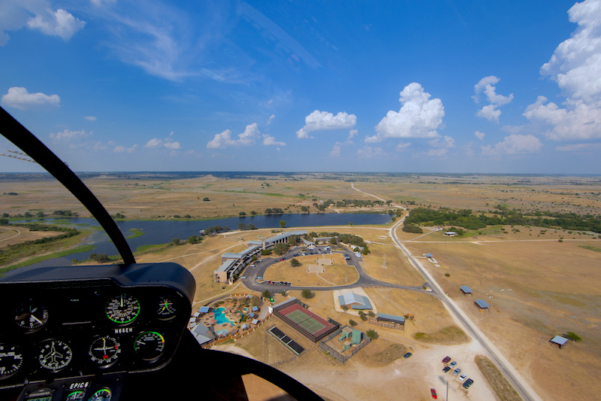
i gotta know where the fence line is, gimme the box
[318,325,371,363]
[368,317,405,331]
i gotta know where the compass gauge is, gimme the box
[157,296,176,320]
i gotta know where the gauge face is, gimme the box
[66,390,85,400]
[105,294,140,324]
[14,300,48,331]
[0,344,24,379]
[89,336,121,367]
[89,389,111,401]
[38,340,72,372]
[133,332,165,361]
[157,296,176,319]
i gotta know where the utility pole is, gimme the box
[446,380,449,401]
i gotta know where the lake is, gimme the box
[20,213,392,269]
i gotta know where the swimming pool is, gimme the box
[214,307,235,325]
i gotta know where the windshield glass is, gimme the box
[1,1,601,400]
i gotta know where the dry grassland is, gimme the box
[475,355,522,401]
[405,240,601,401]
[264,254,359,286]
[361,244,424,286]
[364,288,461,343]
[0,226,62,248]
[352,339,407,367]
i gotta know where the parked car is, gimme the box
[344,256,351,260]
[463,379,474,389]
[442,366,451,373]
[449,361,457,368]
[240,276,246,280]
[458,374,467,382]
[452,368,461,376]
[442,356,451,364]
[430,388,437,399]
[403,352,412,359]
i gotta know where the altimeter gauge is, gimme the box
[0,344,23,379]
[157,296,176,320]
[89,336,121,367]
[105,294,140,324]
[38,340,72,372]
[14,300,48,331]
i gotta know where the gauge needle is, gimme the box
[120,296,123,307]
[31,315,43,324]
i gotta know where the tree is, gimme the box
[250,210,257,216]
[239,212,246,216]
[301,206,308,213]
[172,238,181,246]
[184,214,191,218]
[280,290,286,296]
[358,311,367,321]
[203,197,210,201]
[330,238,337,245]
[349,319,357,327]
[366,329,378,339]
[367,311,375,317]
[301,289,314,299]
[250,296,261,307]
[24,212,32,218]
[290,258,300,267]
[238,223,246,231]
[261,249,272,255]
[247,223,257,230]
[280,220,286,228]
[273,243,290,255]
[564,332,582,342]
[36,211,45,218]
[223,226,230,231]
[341,305,348,311]
[252,255,257,261]
[1,213,8,218]
[0,218,8,225]
[288,235,299,245]
[261,289,271,298]
[188,236,198,244]
[348,222,353,226]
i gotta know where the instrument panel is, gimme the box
[0,263,195,400]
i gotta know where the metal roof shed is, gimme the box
[550,336,569,349]
[199,306,210,314]
[377,313,405,325]
[474,299,489,309]
[460,286,473,295]
[425,253,433,258]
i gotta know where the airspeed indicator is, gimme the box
[105,294,140,324]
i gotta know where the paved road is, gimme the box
[388,203,542,401]
[241,246,435,296]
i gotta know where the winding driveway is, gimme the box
[242,247,434,296]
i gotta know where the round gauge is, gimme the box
[0,343,24,379]
[89,336,121,367]
[105,294,140,324]
[157,296,176,319]
[38,340,72,372]
[66,390,85,400]
[89,388,111,401]
[14,300,48,331]
[133,332,165,361]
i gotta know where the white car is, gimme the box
[458,373,467,382]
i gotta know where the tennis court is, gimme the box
[284,308,326,335]
[274,298,339,342]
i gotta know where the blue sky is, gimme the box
[1,0,600,173]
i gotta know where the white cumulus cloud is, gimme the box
[481,134,543,155]
[164,140,181,149]
[330,142,342,157]
[145,138,163,148]
[474,131,486,140]
[473,76,513,123]
[207,123,260,148]
[27,8,85,40]
[427,148,448,157]
[84,116,97,121]
[2,87,60,110]
[296,110,357,139]
[525,0,601,142]
[348,129,358,139]
[429,136,455,148]
[556,143,601,151]
[263,134,286,146]
[357,146,384,158]
[396,142,411,151]
[366,83,444,143]
[49,129,89,140]
[0,1,85,45]
[266,114,275,125]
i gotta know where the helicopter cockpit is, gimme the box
[0,107,322,401]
